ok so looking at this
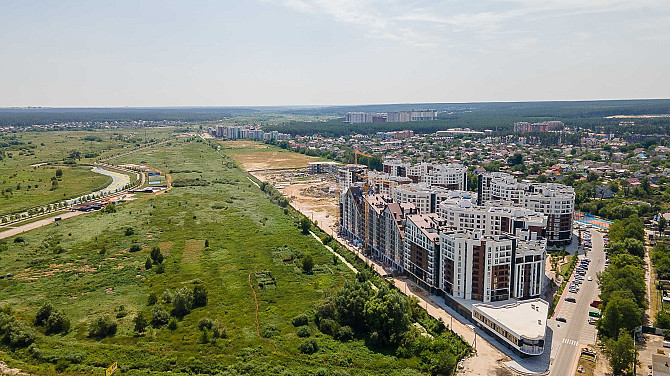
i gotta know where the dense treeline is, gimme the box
[597,216,646,375]
[0,107,260,127]
[265,99,670,136]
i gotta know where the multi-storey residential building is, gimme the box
[513,121,564,133]
[420,163,468,190]
[307,161,340,175]
[439,229,545,303]
[391,184,473,214]
[478,172,574,245]
[337,165,368,200]
[438,198,546,238]
[404,213,446,291]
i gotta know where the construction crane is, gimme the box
[353,147,372,165]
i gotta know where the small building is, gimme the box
[472,298,548,356]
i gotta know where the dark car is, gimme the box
[565,297,576,303]
[557,317,567,323]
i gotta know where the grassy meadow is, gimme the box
[0,129,173,216]
[0,137,468,375]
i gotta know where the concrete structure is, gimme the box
[404,213,447,291]
[210,125,290,141]
[391,183,471,214]
[307,161,340,175]
[346,110,437,124]
[472,298,548,355]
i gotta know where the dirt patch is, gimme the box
[224,142,320,171]
[183,239,204,263]
[158,241,173,257]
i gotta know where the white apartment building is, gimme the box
[420,163,468,190]
[392,184,474,214]
[478,172,575,245]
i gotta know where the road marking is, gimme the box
[562,338,578,346]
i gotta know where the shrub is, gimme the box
[162,289,173,303]
[35,303,54,326]
[212,320,227,339]
[297,326,310,338]
[45,310,70,334]
[291,313,309,327]
[335,326,354,341]
[298,338,318,354]
[151,305,170,327]
[198,318,213,331]
[124,227,134,236]
[261,324,277,338]
[3,321,36,347]
[172,288,193,318]
[134,313,147,334]
[193,285,208,308]
[145,258,152,269]
[150,246,161,263]
[302,254,314,274]
[657,311,670,329]
[147,292,158,306]
[319,318,338,335]
[88,316,117,339]
[154,263,165,274]
[129,245,141,253]
[14,237,25,243]
[168,317,178,331]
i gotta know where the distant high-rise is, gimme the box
[346,110,437,123]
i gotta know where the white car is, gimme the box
[588,276,593,281]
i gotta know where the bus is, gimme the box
[588,311,601,318]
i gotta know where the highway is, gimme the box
[549,228,605,376]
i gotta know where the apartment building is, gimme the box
[420,163,468,190]
[307,161,340,175]
[478,172,574,245]
[337,164,368,200]
[391,184,473,214]
[404,213,447,291]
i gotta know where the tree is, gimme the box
[302,254,314,274]
[598,264,646,309]
[151,305,169,327]
[603,329,637,376]
[597,292,642,339]
[333,281,372,331]
[204,239,209,248]
[363,286,411,345]
[145,258,152,270]
[193,285,208,308]
[300,217,311,234]
[172,288,193,318]
[659,216,667,236]
[55,169,63,178]
[150,246,161,263]
[508,153,523,166]
[88,316,117,339]
[133,313,147,334]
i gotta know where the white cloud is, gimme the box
[265,0,670,49]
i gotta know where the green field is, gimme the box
[0,129,173,216]
[0,137,468,375]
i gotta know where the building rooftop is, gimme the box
[473,298,548,340]
[653,354,670,376]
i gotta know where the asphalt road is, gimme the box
[0,210,84,240]
[549,228,605,376]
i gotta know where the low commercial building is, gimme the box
[472,298,548,356]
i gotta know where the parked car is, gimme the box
[565,297,576,303]
[557,317,567,323]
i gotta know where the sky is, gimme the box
[1,0,669,107]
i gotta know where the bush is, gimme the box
[45,310,70,334]
[145,258,152,269]
[291,313,309,327]
[168,317,178,331]
[151,305,170,327]
[154,263,165,274]
[212,320,227,339]
[261,324,277,338]
[3,321,36,347]
[297,326,310,338]
[298,338,318,354]
[193,285,208,308]
[147,292,158,306]
[134,313,147,334]
[151,246,162,263]
[302,254,314,274]
[335,326,354,341]
[35,303,54,326]
[657,311,670,329]
[129,245,141,253]
[319,318,338,335]
[162,289,173,303]
[88,316,117,339]
[198,318,213,331]
[124,227,134,236]
[172,288,194,318]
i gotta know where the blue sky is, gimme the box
[1,0,669,107]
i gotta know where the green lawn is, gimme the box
[0,138,465,375]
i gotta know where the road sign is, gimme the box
[105,362,117,376]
